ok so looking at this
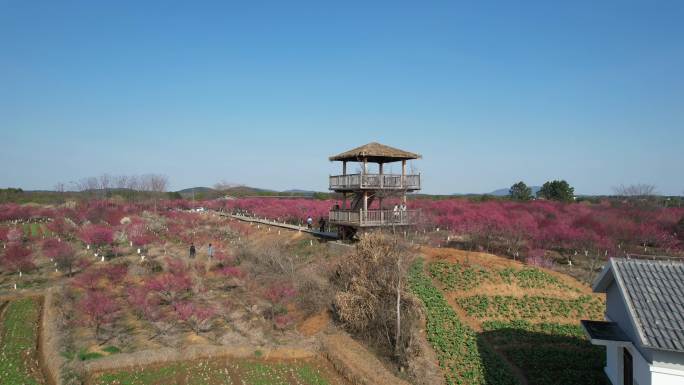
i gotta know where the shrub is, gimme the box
[331,233,419,363]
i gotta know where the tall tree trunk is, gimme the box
[395,258,402,354]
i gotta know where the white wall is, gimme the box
[605,343,652,385]
[606,344,619,385]
[633,346,651,385]
[651,366,684,385]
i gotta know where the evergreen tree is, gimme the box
[537,180,575,202]
[509,181,533,201]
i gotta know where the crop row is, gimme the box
[497,267,574,290]
[429,261,577,292]
[428,261,492,290]
[457,294,604,320]
[0,297,44,385]
[409,260,520,385]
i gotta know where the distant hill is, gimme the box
[177,187,215,195]
[488,186,542,197]
[283,189,317,196]
[176,185,322,199]
[220,186,276,196]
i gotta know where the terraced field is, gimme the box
[411,247,608,385]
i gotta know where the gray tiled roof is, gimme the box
[614,258,684,352]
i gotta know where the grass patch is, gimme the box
[296,365,330,385]
[102,346,121,354]
[0,297,44,385]
[22,223,42,238]
[91,359,336,385]
[78,349,104,361]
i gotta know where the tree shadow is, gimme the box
[476,326,610,385]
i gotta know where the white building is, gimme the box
[582,258,684,385]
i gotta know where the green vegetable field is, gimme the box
[90,358,346,385]
[412,255,609,385]
[409,260,520,385]
[0,297,45,385]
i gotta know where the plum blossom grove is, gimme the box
[212,197,684,258]
[1,198,682,277]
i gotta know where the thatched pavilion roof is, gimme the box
[329,142,421,163]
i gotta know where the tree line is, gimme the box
[508,181,665,202]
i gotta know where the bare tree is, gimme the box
[139,174,153,192]
[77,177,99,192]
[126,175,140,191]
[140,174,169,212]
[114,175,129,189]
[54,182,66,193]
[613,184,657,197]
[148,174,169,193]
[99,173,111,197]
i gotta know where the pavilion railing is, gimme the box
[329,209,420,227]
[329,173,420,190]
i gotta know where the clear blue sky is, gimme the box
[1,1,683,195]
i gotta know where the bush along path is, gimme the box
[408,259,521,385]
[0,297,46,385]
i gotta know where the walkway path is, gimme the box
[217,212,339,240]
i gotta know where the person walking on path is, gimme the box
[207,243,214,259]
[189,243,196,258]
[306,216,313,229]
[319,217,326,232]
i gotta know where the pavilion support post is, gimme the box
[402,160,408,206]
[401,159,406,191]
[379,162,384,189]
[343,161,347,175]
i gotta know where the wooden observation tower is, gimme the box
[328,142,421,239]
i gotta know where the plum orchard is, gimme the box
[212,197,684,259]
